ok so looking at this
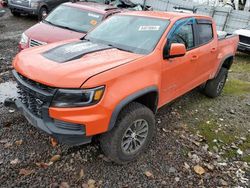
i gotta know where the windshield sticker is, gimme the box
[88,13,100,18]
[90,20,98,26]
[138,26,160,31]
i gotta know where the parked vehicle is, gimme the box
[19,1,121,51]
[0,3,6,16]
[0,0,8,6]
[11,11,239,164]
[8,0,70,20]
[234,25,250,54]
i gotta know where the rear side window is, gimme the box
[197,23,213,45]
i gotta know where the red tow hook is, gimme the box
[50,137,58,147]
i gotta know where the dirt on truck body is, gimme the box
[10,11,239,164]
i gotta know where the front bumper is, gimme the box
[15,99,92,146]
[8,3,38,15]
[238,42,250,53]
[12,70,92,146]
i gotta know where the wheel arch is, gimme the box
[108,86,158,131]
[222,56,234,70]
[214,54,234,77]
[39,4,48,11]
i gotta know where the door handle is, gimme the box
[191,55,198,61]
[211,47,216,52]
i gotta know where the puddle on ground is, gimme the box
[0,81,18,103]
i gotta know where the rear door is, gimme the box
[193,19,218,82]
[160,18,200,104]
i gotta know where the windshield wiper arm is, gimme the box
[107,44,133,53]
[55,25,83,33]
[43,20,83,33]
[81,35,91,41]
[42,20,54,26]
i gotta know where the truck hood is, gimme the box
[13,40,143,88]
[234,29,250,37]
[25,22,85,44]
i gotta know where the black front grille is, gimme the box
[54,120,84,131]
[16,73,56,118]
[239,35,250,45]
[18,73,55,93]
[17,85,45,117]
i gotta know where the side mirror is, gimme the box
[163,43,186,59]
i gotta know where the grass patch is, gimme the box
[242,155,250,162]
[190,121,250,162]
[195,122,235,148]
[223,79,250,95]
[235,53,250,64]
[231,62,250,73]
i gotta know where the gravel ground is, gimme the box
[0,8,250,187]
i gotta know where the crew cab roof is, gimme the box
[120,11,212,21]
[63,2,120,14]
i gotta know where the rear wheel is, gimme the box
[99,102,155,164]
[203,67,228,98]
[38,7,48,21]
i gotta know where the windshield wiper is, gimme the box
[81,35,91,42]
[43,20,83,33]
[107,44,134,53]
[55,24,83,33]
[42,19,54,26]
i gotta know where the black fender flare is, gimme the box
[108,86,158,131]
[38,3,48,12]
[214,53,234,77]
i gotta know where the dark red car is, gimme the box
[19,1,121,50]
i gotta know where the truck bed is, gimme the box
[218,34,239,58]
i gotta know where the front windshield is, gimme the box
[85,15,170,54]
[45,5,103,33]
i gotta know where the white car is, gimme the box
[234,25,250,54]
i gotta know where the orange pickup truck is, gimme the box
[11,11,239,164]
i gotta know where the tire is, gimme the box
[38,7,48,21]
[11,10,20,17]
[100,102,155,164]
[203,67,228,98]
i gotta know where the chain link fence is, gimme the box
[130,0,250,33]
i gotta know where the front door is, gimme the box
[160,18,199,105]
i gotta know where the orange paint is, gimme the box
[13,11,239,136]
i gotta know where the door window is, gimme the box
[170,24,194,50]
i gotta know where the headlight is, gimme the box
[20,33,29,45]
[30,2,39,9]
[51,86,105,107]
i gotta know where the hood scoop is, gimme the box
[42,40,112,63]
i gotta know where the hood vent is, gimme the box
[42,40,112,63]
